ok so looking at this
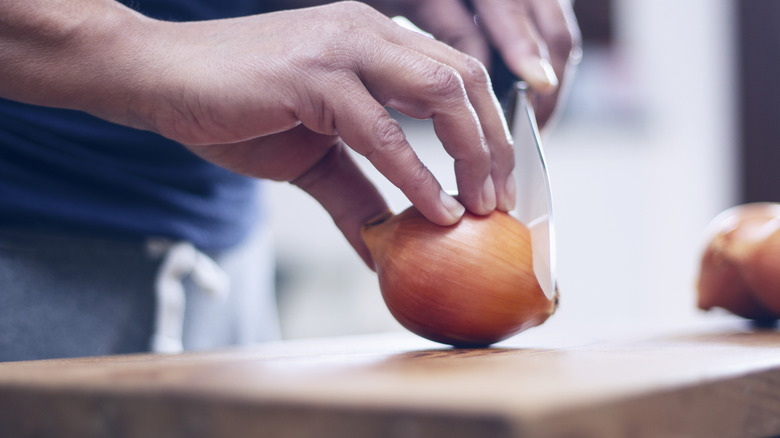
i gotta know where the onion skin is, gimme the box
[697,236,775,320]
[361,206,558,347]
[732,219,780,316]
[697,203,780,321]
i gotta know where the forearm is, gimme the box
[0,0,522,264]
[0,0,164,131]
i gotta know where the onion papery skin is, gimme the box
[362,207,557,347]
[697,236,776,320]
[697,202,780,321]
[734,220,780,316]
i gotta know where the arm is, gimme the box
[0,0,515,266]
[0,0,161,128]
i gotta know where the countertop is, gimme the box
[2,320,780,437]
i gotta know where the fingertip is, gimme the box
[520,57,559,94]
[440,190,466,223]
[451,177,496,218]
[481,176,497,213]
[539,58,560,88]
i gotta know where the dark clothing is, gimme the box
[0,0,270,250]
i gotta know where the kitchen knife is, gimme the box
[506,82,558,300]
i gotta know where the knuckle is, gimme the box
[362,115,407,161]
[424,64,465,100]
[398,165,435,195]
[292,35,356,73]
[335,0,369,13]
[374,115,407,150]
[336,1,384,23]
[364,115,435,197]
[459,55,490,89]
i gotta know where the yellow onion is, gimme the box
[697,202,780,321]
[361,206,558,347]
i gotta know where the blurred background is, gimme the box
[267,0,777,340]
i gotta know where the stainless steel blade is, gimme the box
[507,82,557,300]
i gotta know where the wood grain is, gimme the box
[2,323,780,437]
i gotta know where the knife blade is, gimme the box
[506,82,557,300]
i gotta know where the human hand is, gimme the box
[141,2,516,266]
[372,0,581,128]
[0,1,516,266]
[186,125,383,266]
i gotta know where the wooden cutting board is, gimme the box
[2,321,780,438]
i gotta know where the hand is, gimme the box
[188,125,384,265]
[0,1,515,267]
[140,2,517,266]
[373,0,582,128]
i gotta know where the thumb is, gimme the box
[292,143,390,269]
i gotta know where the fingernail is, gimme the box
[499,172,517,212]
[440,190,465,220]
[540,58,559,87]
[481,177,497,212]
[526,58,559,92]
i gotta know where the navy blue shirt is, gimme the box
[0,0,271,250]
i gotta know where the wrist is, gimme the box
[58,5,168,132]
[0,1,169,133]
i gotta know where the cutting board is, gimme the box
[2,321,780,438]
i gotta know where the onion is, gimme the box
[361,206,558,347]
[696,202,780,321]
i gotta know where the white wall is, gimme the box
[269,0,741,339]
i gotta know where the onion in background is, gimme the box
[697,203,780,322]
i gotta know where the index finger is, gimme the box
[374,25,518,213]
[292,142,390,269]
[328,76,472,226]
[353,44,499,218]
